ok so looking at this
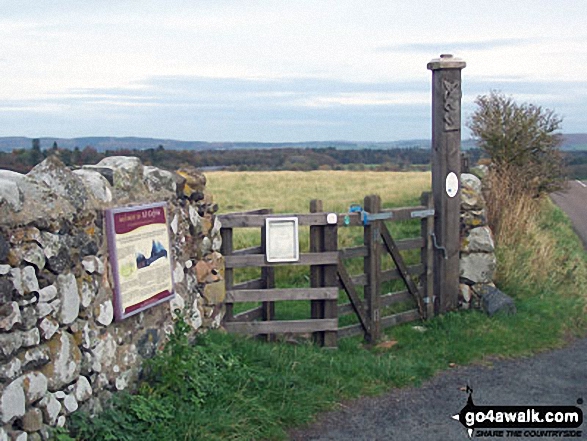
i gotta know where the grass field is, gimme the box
[206,170,431,214]
[63,171,587,441]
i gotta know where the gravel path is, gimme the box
[289,338,587,440]
[288,184,587,440]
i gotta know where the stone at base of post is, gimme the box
[474,285,517,317]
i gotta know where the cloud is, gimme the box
[376,38,531,54]
[1,73,586,141]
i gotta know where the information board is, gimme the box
[105,202,175,320]
[265,217,299,263]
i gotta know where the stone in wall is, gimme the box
[460,173,485,211]
[40,332,81,391]
[73,169,113,203]
[28,156,96,211]
[86,156,147,196]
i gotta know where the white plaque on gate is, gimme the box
[265,217,299,263]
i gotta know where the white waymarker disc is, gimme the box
[446,172,458,198]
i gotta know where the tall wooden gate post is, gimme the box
[364,195,381,342]
[310,200,338,348]
[427,54,466,313]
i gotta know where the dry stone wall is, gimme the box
[459,170,498,309]
[0,156,225,440]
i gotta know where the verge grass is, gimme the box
[62,172,587,441]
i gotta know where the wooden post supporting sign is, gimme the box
[427,54,466,313]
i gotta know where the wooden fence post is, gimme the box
[310,200,338,347]
[310,200,325,346]
[323,216,338,348]
[364,194,381,342]
[261,222,275,341]
[428,54,466,313]
[220,227,234,321]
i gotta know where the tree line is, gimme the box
[0,141,480,173]
[2,130,585,178]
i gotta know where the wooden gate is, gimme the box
[218,192,435,347]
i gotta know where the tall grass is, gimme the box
[485,167,587,311]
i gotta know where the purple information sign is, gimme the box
[105,202,175,320]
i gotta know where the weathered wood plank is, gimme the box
[218,213,331,228]
[220,208,272,216]
[220,206,431,230]
[350,273,367,286]
[260,223,275,341]
[323,223,339,348]
[364,195,381,342]
[224,319,338,335]
[225,252,339,269]
[231,278,264,291]
[233,246,263,256]
[421,191,435,318]
[310,200,325,346]
[339,239,421,257]
[380,290,413,308]
[227,287,339,303]
[380,223,424,318]
[335,206,428,227]
[337,261,369,334]
[381,264,425,283]
[232,307,263,322]
[338,302,354,316]
[379,206,427,222]
[395,237,425,251]
[339,246,368,259]
[337,323,364,339]
[380,309,421,329]
[220,227,234,321]
[350,264,424,286]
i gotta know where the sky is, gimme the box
[1,1,586,143]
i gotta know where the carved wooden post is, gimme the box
[427,54,466,313]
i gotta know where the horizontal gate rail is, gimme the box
[231,278,264,290]
[218,205,432,229]
[219,212,332,228]
[380,309,421,329]
[350,263,425,286]
[380,290,413,307]
[227,287,338,303]
[337,323,365,339]
[233,307,263,322]
[225,252,339,269]
[224,318,338,335]
[232,246,263,256]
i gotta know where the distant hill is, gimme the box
[0,134,585,153]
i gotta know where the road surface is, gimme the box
[288,182,587,441]
[551,180,587,248]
